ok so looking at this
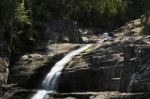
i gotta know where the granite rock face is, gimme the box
[58,42,124,92]
[8,43,80,89]
[57,35,150,98]
[120,45,150,92]
[2,18,150,99]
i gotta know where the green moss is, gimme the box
[139,26,144,35]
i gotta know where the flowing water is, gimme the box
[31,33,112,99]
[31,44,93,99]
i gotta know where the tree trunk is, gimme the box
[143,11,150,35]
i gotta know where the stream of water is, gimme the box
[31,44,92,99]
[31,33,112,99]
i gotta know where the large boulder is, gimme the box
[8,43,80,89]
[58,41,124,92]
[129,46,150,92]
[34,20,82,43]
[59,67,121,92]
[120,45,150,92]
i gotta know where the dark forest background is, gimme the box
[0,0,150,52]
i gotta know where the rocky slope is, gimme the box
[0,32,11,97]
[1,18,150,99]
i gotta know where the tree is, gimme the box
[143,0,150,35]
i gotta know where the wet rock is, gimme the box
[4,18,150,98]
[93,92,150,99]
[45,92,150,99]
[58,43,124,92]
[8,44,80,89]
[3,90,150,99]
[59,68,111,92]
[59,66,122,92]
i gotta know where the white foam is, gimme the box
[42,44,92,90]
[31,44,92,99]
[31,90,48,99]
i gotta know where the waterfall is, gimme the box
[31,32,113,99]
[31,44,92,99]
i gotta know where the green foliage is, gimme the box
[31,0,126,29]
[31,0,149,31]
[95,0,125,15]
[139,26,144,35]
[12,0,39,53]
[0,0,38,53]
[15,0,31,25]
[0,0,149,53]
[11,0,30,52]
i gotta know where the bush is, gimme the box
[12,0,38,53]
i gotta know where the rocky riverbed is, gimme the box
[1,18,150,99]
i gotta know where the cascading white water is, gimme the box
[31,33,113,99]
[31,44,92,99]
[31,90,48,99]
